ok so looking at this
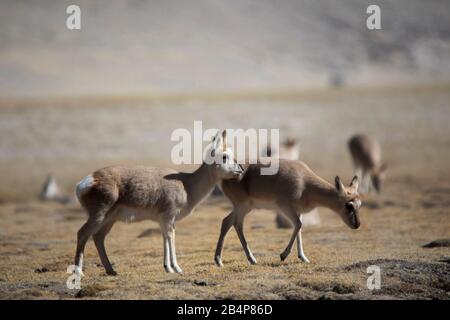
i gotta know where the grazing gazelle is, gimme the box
[40,174,72,204]
[74,130,243,276]
[215,160,361,266]
[348,134,387,194]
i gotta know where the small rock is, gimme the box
[423,239,450,248]
[34,267,49,273]
[193,280,209,286]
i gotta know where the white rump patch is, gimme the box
[76,174,94,198]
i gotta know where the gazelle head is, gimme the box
[283,137,299,148]
[371,163,388,193]
[334,176,362,229]
[207,130,244,180]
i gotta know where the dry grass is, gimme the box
[0,86,449,299]
[0,179,448,299]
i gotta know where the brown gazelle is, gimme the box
[215,160,361,266]
[348,134,387,194]
[74,130,243,276]
[266,138,320,229]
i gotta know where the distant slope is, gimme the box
[0,0,449,97]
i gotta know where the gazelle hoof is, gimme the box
[280,253,288,261]
[106,269,118,276]
[298,255,310,263]
[215,257,223,267]
[172,265,183,273]
[164,265,174,273]
[74,266,84,277]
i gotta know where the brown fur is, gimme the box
[215,159,361,266]
[74,130,243,276]
[348,134,387,193]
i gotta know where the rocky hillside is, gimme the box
[0,0,449,97]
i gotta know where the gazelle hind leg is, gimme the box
[74,215,107,276]
[93,218,117,275]
[75,186,118,276]
[234,209,257,265]
[296,215,310,263]
[214,211,235,267]
[279,205,301,261]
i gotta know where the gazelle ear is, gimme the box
[335,176,345,193]
[221,129,227,151]
[349,175,359,190]
[212,130,224,154]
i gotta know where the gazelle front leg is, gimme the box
[161,218,182,273]
[161,221,174,273]
[168,224,182,273]
[296,215,310,263]
[162,234,174,273]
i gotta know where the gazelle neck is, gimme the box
[309,180,342,213]
[183,163,217,212]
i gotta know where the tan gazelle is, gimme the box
[215,160,361,266]
[348,134,387,194]
[266,137,320,229]
[74,130,243,276]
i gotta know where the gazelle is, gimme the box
[265,138,320,229]
[214,160,361,266]
[348,134,387,194]
[74,130,243,276]
[40,174,72,204]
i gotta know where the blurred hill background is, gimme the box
[0,0,449,98]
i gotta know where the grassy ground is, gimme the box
[0,86,449,299]
[0,177,448,299]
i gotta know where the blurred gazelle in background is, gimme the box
[348,134,387,194]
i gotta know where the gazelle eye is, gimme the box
[345,202,355,212]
